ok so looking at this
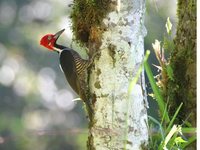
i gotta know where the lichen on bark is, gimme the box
[71,0,148,149]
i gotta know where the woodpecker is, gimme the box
[40,29,93,119]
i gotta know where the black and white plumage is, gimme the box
[59,47,93,119]
[40,29,93,119]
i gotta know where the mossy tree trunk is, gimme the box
[167,0,196,148]
[71,0,148,149]
[167,0,196,126]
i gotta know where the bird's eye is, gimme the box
[48,36,52,40]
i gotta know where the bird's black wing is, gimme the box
[59,50,88,98]
[60,50,79,95]
[59,49,93,118]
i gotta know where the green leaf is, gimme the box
[165,17,172,34]
[125,50,150,149]
[148,116,165,140]
[162,125,181,149]
[175,137,187,144]
[166,103,183,134]
[128,50,150,94]
[181,135,196,148]
[144,59,170,122]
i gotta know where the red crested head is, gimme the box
[40,29,65,51]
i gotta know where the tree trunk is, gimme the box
[167,0,196,149]
[167,0,196,126]
[71,0,148,149]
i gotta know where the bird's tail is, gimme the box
[84,99,94,121]
[79,90,94,121]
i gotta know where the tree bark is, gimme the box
[167,0,196,149]
[167,0,196,126]
[71,0,148,149]
[87,1,148,149]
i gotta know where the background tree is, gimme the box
[166,0,196,149]
[167,0,196,127]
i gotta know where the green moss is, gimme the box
[96,68,101,76]
[167,0,196,126]
[87,134,95,150]
[108,44,116,67]
[71,0,113,55]
[94,80,101,89]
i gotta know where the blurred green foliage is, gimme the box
[0,0,176,149]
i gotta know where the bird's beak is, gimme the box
[53,29,65,40]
